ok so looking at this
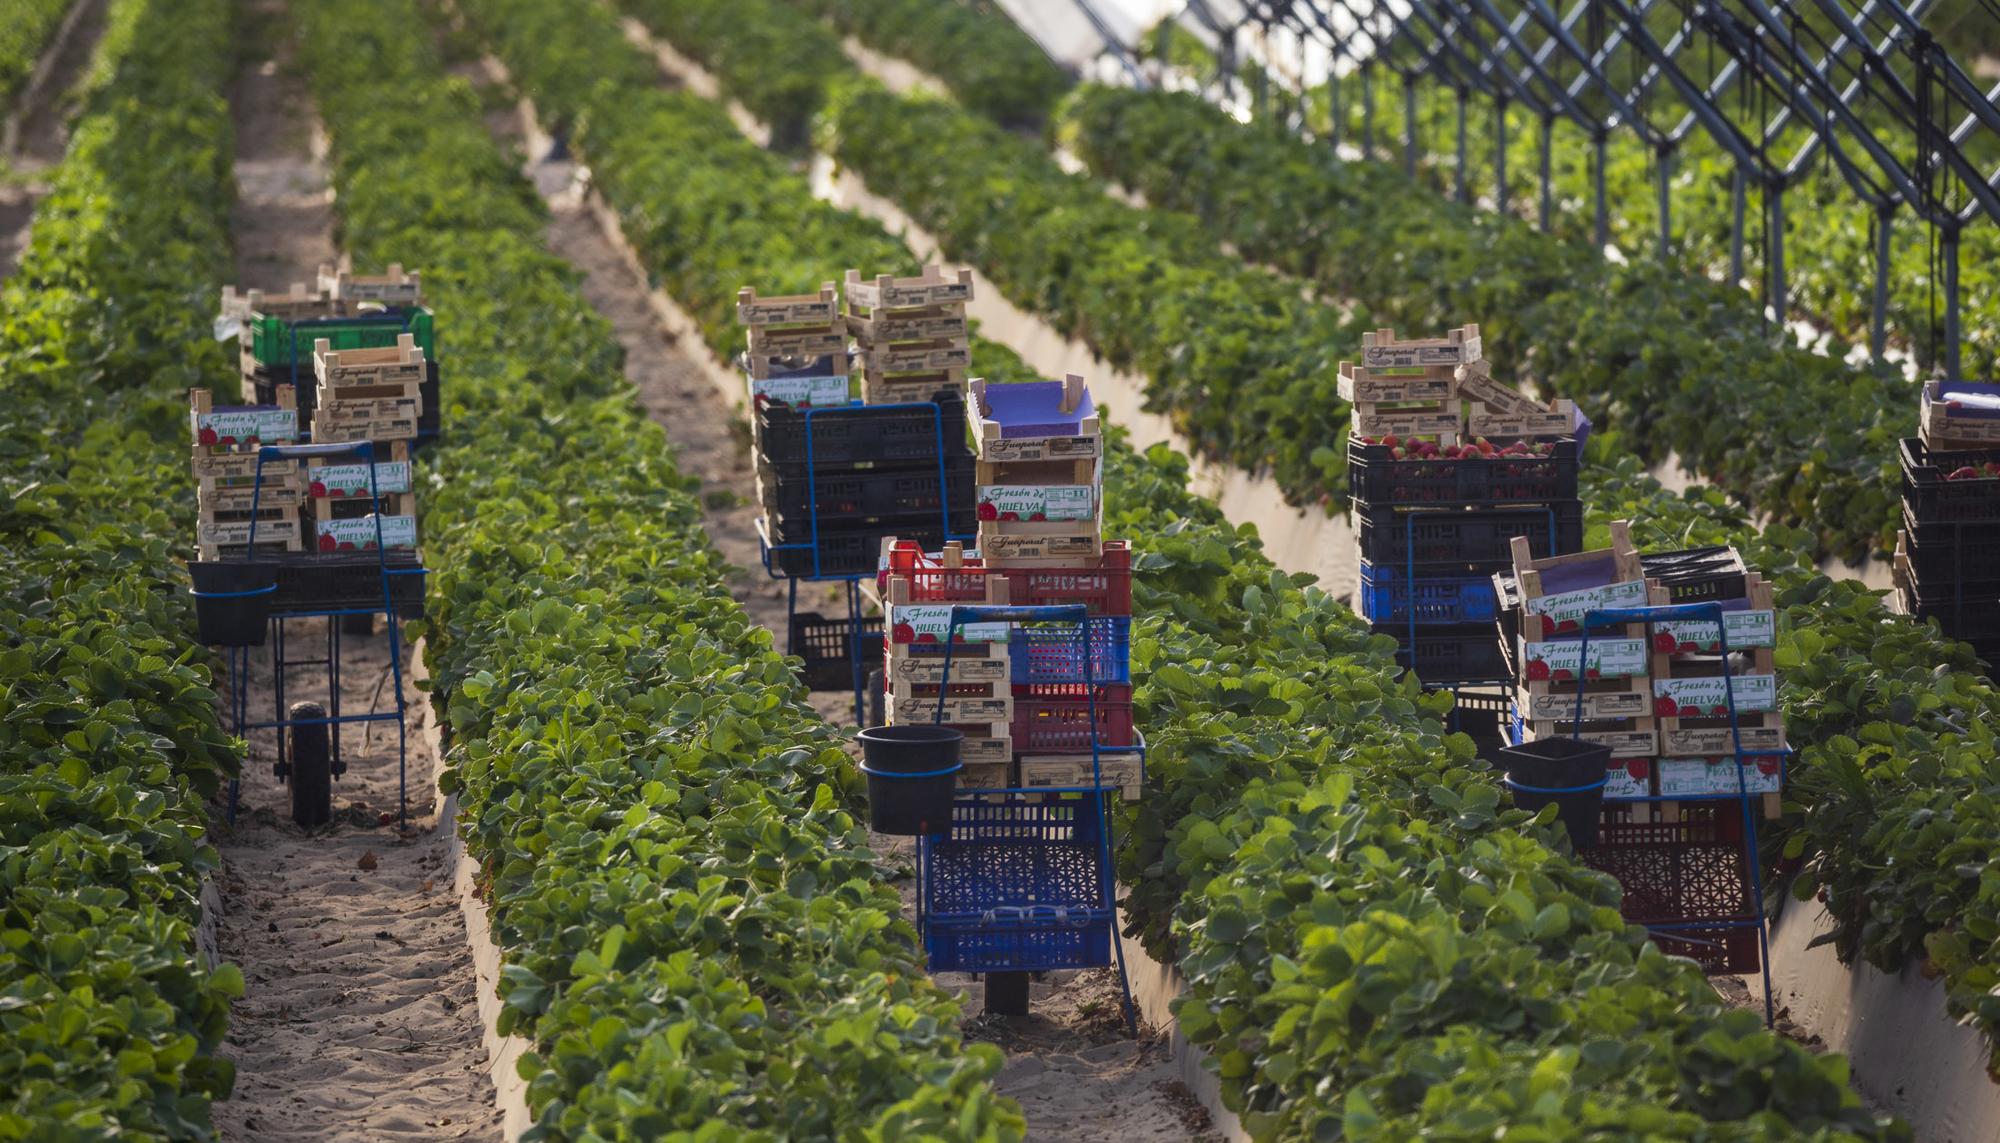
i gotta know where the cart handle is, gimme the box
[260,441,375,460]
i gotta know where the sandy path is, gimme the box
[208,2,501,1139]
[0,0,109,279]
[439,10,1215,1135]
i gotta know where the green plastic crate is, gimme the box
[247,307,436,368]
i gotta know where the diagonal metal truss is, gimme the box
[1123,0,2000,377]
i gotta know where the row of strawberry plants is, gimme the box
[610,0,2000,1082]
[786,0,1066,128]
[297,1,1017,1137]
[467,2,1901,1135]
[1331,77,2000,381]
[0,0,74,119]
[0,0,244,1134]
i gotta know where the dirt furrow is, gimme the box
[0,0,110,278]
[207,2,500,1139]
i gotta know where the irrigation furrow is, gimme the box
[206,3,501,1138]
[0,0,109,278]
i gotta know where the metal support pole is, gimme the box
[1456,90,1470,203]
[1329,70,1341,143]
[1730,167,1747,285]
[1657,147,1674,264]
[1593,132,1609,250]
[1494,98,1509,212]
[1769,181,1788,328]
[1405,78,1419,177]
[1872,207,1893,363]
[1362,64,1375,157]
[1539,115,1554,231]
[1943,224,1962,380]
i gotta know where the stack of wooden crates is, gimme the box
[846,265,973,405]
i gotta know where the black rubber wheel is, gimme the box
[340,612,375,637]
[984,972,1031,1017]
[289,701,332,828]
[867,668,885,728]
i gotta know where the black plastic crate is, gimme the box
[1900,579,2000,641]
[1901,437,2000,525]
[1901,503,2000,585]
[1372,621,1509,683]
[1641,546,1750,604]
[1579,804,1758,974]
[269,551,427,617]
[789,611,883,691]
[760,455,974,521]
[1349,437,1579,508]
[756,390,971,466]
[765,521,957,578]
[763,506,975,547]
[1357,502,1583,573]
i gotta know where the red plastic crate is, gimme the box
[1009,683,1135,753]
[881,540,1132,615]
[1580,804,1760,974]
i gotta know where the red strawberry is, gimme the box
[219,434,238,446]
[1557,619,1580,633]
[1654,697,1679,717]
[916,632,938,644]
[1653,632,1677,653]
[1382,434,1400,448]
[1540,615,1560,639]
[1947,399,1965,411]
[199,427,219,445]
[339,541,356,551]
[891,622,915,643]
[1710,703,1730,715]
[319,534,337,551]
[1525,659,1551,681]
[1756,757,1780,775]
[1679,640,1699,654]
[1584,666,1601,679]
[1552,668,1574,682]
[999,511,1019,521]
[1625,759,1650,779]
[309,481,327,497]
[976,502,998,521]
[1679,704,1700,717]
[1950,465,1980,480]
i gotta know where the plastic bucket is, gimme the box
[1499,737,1612,848]
[858,724,963,836]
[189,561,279,646]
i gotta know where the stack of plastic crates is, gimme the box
[920,792,1116,973]
[740,282,973,579]
[1895,383,2000,671]
[1344,324,1583,686]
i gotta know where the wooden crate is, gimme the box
[220,282,331,321]
[1509,522,1644,640]
[737,282,838,326]
[886,644,1011,685]
[1336,361,1456,404]
[861,368,966,405]
[198,481,304,514]
[1453,357,1542,414]
[845,304,967,344]
[746,323,847,359]
[314,513,417,552]
[315,333,425,388]
[312,413,418,444]
[741,349,851,382]
[1525,717,1658,757]
[1360,324,1481,369]
[968,375,1102,463]
[1517,684,1651,722]
[885,684,1014,724]
[1920,381,2000,447]
[1018,754,1142,801]
[844,264,974,311]
[306,441,413,500]
[856,342,970,376]
[194,453,300,482]
[190,386,299,451]
[953,726,1012,766]
[977,517,1102,564]
[197,515,304,560]
[976,458,1099,487]
[1351,400,1461,442]
[1468,399,1574,439]
[318,261,421,305]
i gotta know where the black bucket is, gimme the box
[1499,737,1612,849]
[189,561,279,646]
[858,724,963,836]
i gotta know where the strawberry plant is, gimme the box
[786,0,1069,128]
[0,0,72,117]
[0,0,244,1134]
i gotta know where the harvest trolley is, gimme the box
[1565,601,1780,1027]
[915,602,1141,1032]
[203,440,425,828]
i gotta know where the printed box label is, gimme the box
[887,604,1009,645]
[1652,674,1777,716]
[976,484,1094,522]
[1520,637,1649,680]
[1651,610,1776,653]
[310,461,412,497]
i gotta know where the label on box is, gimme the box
[1469,406,1571,438]
[195,407,298,446]
[1651,610,1775,653]
[1338,367,1454,403]
[1364,335,1479,368]
[315,514,417,551]
[1520,637,1648,680]
[1652,674,1777,716]
[887,604,1009,645]
[750,374,849,408]
[976,484,1093,522]
[1603,759,1652,800]
[1524,579,1649,636]
[1656,756,1782,797]
[310,461,412,498]
[978,531,1101,560]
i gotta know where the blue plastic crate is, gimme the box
[1358,561,1499,625]
[1009,616,1131,684]
[920,792,1115,973]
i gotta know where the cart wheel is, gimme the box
[340,613,375,637]
[984,971,1030,1017]
[289,701,332,828]
[867,668,885,728]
